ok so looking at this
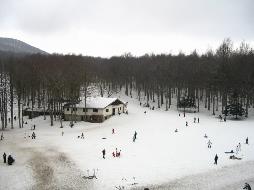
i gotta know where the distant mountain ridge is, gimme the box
[0,37,48,55]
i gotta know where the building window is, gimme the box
[73,108,77,111]
[106,109,109,112]
[93,108,98,112]
[120,107,121,110]
[83,108,87,112]
[67,108,69,111]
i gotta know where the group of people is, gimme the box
[193,117,200,123]
[2,152,15,165]
[102,130,138,159]
[112,148,121,158]
[213,137,250,165]
[78,132,84,139]
[185,117,200,127]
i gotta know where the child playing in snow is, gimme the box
[207,140,212,148]
[238,143,241,151]
[116,150,121,157]
[236,145,239,154]
[31,132,36,139]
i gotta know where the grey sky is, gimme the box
[1,0,253,57]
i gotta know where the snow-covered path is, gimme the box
[133,161,254,190]
[28,147,93,190]
[0,141,94,190]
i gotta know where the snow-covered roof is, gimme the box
[75,97,124,109]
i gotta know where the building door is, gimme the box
[112,108,115,115]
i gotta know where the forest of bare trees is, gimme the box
[1,39,254,130]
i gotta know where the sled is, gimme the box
[82,169,98,180]
[224,150,234,154]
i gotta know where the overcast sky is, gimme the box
[1,0,253,57]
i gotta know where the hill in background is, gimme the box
[0,37,48,55]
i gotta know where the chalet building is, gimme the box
[23,107,50,119]
[63,97,127,123]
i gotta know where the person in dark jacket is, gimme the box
[31,132,36,139]
[7,155,15,165]
[102,149,106,159]
[133,131,137,142]
[214,154,218,165]
[246,137,249,145]
[243,183,251,190]
[3,152,6,163]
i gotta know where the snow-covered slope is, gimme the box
[0,37,47,55]
[0,95,254,190]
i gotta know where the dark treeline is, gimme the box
[1,39,254,130]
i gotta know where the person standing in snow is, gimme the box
[31,132,36,139]
[102,149,106,159]
[0,132,4,140]
[204,134,208,138]
[133,131,137,142]
[3,152,6,163]
[186,121,188,127]
[238,143,241,151]
[194,117,196,123]
[207,140,212,148]
[236,145,239,154]
[81,132,84,139]
[246,137,249,145]
[198,118,200,123]
[214,154,218,165]
[112,128,115,134]
[33,124,36,130]
[243,183,252,190]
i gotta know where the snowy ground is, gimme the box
[0,96,254,190]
